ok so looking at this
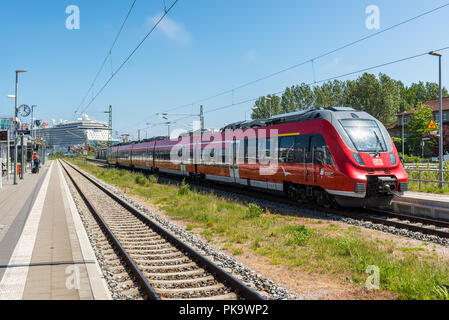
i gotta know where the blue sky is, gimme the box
[1,0,449,139]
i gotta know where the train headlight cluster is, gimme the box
[353,153,365,166]
[389,153,397,166]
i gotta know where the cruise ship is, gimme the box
[35,114,118,153]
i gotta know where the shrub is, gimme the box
[148,175,157,183]
[178,180,190,195]
[245,203,263,219]
[432,285,449,300]
[135,175,147,186]
[284,225,311,246]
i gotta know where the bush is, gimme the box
[135,175,147,186]
[148,175,157,183]
[284,225,311,246]
[245,204,263,219]
[403,154,423,163]
[178,180,190,195]
[432,285,449,300]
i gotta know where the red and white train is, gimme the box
[107,107,408,207]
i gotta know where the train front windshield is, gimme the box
[340,119,387,153]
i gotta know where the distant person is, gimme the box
[33,155,40,174]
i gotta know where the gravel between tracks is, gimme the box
[64,162,300,300]
[63,166,144,300]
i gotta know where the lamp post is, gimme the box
[429,51,443,189]
[13,70,27,185]
[6,95,16,181]
[401,113,405,158]
[31,105,37,139]
[266,96,272,118]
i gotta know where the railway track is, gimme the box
[85,158,449,241]
[60,159,263,300]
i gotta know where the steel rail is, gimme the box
[60,160,160,300]
[61,159,264,301]
[365,208,449,229]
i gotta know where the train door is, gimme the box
[309,134,327,185]
[304,136,313,185]
[293,135,309,183]
[180,146,188,176]
[229,139,239,183]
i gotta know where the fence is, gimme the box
[405,166,449,191]
[404,163,438,170]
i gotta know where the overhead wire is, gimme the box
[157,2,449,114]
[79,0,180,115]
[74,0,138,116]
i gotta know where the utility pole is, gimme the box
[266,96,272,118]
[429,51,443,188]
[104,105,112,145]
[13,70,26,185]
[401,113,405,157]
[20,134,24,179]
[7,128,10,181]
[200,105,204,134]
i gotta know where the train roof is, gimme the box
[110,106,379,148]
[219,107,367,130]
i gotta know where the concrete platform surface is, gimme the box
[392,191,449,221]
[0,160,111,300]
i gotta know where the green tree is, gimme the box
[344,73,402,125]
[280,86,296,114]
[250,73,448,124]
[404,81,449,106]
[292,83,314,110]
[251,95,281,119]
[406,103,435,154]
[313,80,347,108]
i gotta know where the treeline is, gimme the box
[251,73,448,125]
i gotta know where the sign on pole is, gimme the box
[428,119,438,130]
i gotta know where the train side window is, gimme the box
[310,134,333,165]
[279,136,295,163]
[294,135,309,163]
[244,138,248,163]
[247,139,257,163]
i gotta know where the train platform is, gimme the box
[0,160,111,300]
[392,191,449,221]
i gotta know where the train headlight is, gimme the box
[389,153,397,166]
[353,153,365,166]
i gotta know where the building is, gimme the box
[388,97,449,140]
[34,114,118,153]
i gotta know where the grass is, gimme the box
[68,159,449,300]
[407,162,449,193]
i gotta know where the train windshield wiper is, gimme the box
[373,130,382,157]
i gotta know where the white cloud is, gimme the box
[150,14,191,45]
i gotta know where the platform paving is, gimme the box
[392,191,449,221]
[0,160,111,300]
